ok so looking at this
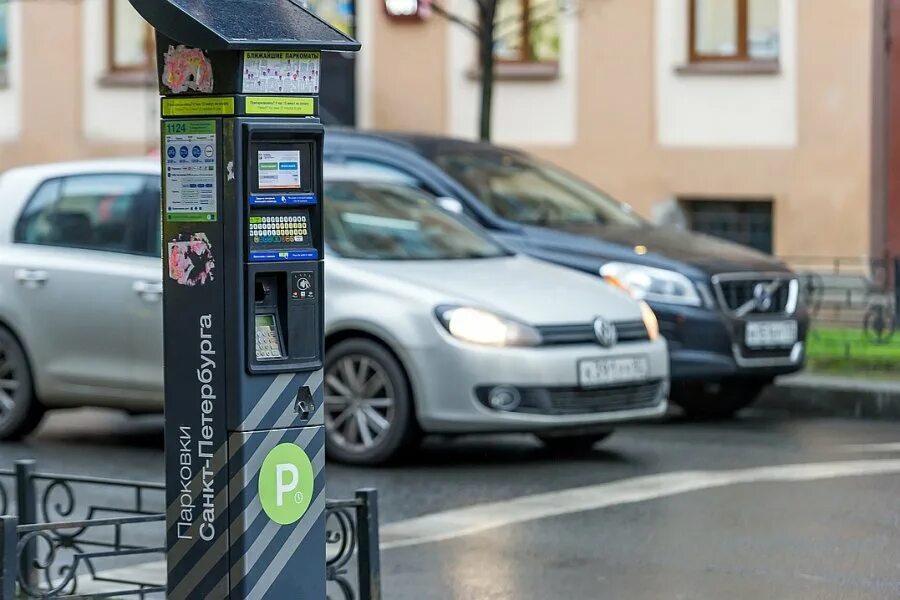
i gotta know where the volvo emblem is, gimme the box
[593,318,618,347]
[752,282,775,311]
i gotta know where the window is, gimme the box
[431,147,644,227]
[0,2,8,74]
[689,0,779,63]
[108,0,154,72]
[15,174,155,255]
[495,0,560,64]
[324,181,508,261]
[682,199,774,254]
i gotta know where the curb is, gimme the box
[757,373,900,420]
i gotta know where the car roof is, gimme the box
[326,127,524,159]
[323,163,413,184]
[1,158,159,181]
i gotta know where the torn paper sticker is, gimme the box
[163,45,214,94]
[168,233,215,287]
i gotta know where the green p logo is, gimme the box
[259,443,314,525]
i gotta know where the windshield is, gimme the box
[324,180,510,261]
[432,148,644,227]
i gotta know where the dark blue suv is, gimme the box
[324,130,809,418]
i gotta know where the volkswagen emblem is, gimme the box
[752,282,775,312]
[593,318,618,348]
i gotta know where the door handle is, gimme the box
[133,280,163,301]
[13,269,48,287]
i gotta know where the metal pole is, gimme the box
[355,489,381,600]
[14,460,35,590]
[0,516,17,600]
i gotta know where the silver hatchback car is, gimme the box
[0,160,668,464]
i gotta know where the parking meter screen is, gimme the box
[258,150,302,190]
[250,143,313,194]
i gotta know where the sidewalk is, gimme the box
[757,373,900,420]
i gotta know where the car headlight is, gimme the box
[600,262,702,307]
[640,301,660,341]
[435,306,542,347]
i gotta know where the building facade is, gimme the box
[0,0,891,259]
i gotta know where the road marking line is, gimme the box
[840,443,900,453]
[76,458,900,585]
[380,459,900,550]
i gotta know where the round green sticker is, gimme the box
[258,443,314,525]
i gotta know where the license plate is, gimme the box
[578,357,650,388]
[745,320,798,348]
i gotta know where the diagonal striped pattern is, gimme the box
[166,368,325,598]
[235,369,325,432]
[228,427,327,599]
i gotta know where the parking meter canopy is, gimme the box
[128,0,360,51]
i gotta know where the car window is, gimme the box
[341,158,424,188]
[431,148,644,227]
[324,180,510,261]
[15,173,149,254]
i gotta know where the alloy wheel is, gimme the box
[324,354,396,453]
[0,339,23,426]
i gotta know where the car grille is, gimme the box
[477,381,664,416]
[537,320,649,346]
[713,274,797,315]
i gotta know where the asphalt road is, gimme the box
[3,408,900,599]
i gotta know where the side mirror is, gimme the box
[436,197,465,215]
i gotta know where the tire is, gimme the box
[0,327,44,439]
[537,430,614,454]
[672,379,767,420]
[323,338,420,465]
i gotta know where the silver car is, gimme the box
[0,160,668,464]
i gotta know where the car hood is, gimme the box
[523,222,789,276]
[333,254,643,325]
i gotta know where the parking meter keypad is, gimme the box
[249,214,309,245]
[255,319,285,360]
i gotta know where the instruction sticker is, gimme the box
[245,96,315,116]
[164,120,218,222]
[258,150,301,190]
[242,51,320,94]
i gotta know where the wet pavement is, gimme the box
[2,408,900,599]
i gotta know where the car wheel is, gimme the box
[672,379,768,420]
[324,338,419,465]
[0,327,44,439]
[537,430,614,454]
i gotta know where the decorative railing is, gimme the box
[0,460,380,599]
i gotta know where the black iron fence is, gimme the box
[783,256,900,376]
[0,460,380,599]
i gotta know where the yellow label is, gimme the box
[162,97,235,117]
[245,96,316,116]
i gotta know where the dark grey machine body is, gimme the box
[125,1,359,597]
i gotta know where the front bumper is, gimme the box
[404,336,669,434]
[651,302,809,381]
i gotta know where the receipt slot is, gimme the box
[127,1,358,598]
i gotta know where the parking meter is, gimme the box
[127,1,358,597]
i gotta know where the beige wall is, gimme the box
[368,0,876,259]
[0,1,875,259]
[0,0,149,171]
[370,9,447,133]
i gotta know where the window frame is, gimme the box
[494,0,559,66]
[14,173,159,257]
[106,0,155,74]
[688,0,777,65]
[0,2,9,84]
